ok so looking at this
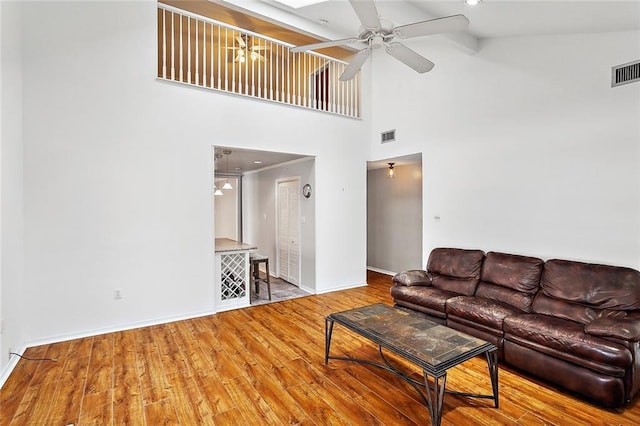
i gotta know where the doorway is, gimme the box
[367,154,423,275]
[213,146,316,296]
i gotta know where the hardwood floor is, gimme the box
[2,271,639,425]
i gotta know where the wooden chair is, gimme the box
[250,253,271,300]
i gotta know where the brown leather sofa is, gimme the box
[391,247,640,408]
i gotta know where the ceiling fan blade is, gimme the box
[348,0,381,29]
[339,48,371,81]
[386,43,434,73]
[394,14,469,39]
[291,38,359,53]
[235,35,247,48]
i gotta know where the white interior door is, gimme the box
[277,179,300,286]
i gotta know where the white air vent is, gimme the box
[381,129,396,143]
[612,60,640,87]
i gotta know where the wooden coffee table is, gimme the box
[325,303,498,426]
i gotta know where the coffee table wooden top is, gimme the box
[328,303,495,375]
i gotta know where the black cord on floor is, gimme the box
[10,352,57,362]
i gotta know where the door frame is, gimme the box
[275,176,301,286]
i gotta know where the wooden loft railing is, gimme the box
[157,4,361,118]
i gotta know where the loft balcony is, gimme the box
[157,3,361,118]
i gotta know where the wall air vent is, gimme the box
[612,60,640,87]
[381,129,396,143]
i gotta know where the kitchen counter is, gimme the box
[215,238,258,253]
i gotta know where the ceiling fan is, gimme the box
[229,34,266,63]
[291,0,469,81]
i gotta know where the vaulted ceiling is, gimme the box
[226,0,640,41]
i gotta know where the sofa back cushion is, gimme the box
[427,248,484,296]
[475,252,544,312]
[540,259,640,311]
[481,252,544,293]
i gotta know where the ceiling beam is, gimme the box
[403,0,478,54]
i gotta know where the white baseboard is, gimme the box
[0,345,26,390]
[367,266,396,276]
[315,281,366,294]
[0,308,217,390]
[298,284,314,294]
[25,308,217,349]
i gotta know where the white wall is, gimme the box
[367,162,423,274]
[242,158,316,292]
[369,31,640,269]
[0,0,25,379]
[18,1,369,345]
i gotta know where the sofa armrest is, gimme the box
[392,270,433,287]
[585,317,640,342]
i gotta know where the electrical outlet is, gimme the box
[114,288,123,300]
[8,347,13,359]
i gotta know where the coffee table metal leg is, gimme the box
[325,318,334,365]
[423,371,447,426]
[486,349,499,408]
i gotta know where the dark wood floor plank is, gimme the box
[286,382,350,426]
[136,342,171,405]
[195,330,246,382]
[78,389,113,426]
[166,372,216,425]
[84,334,114,395]
[44,355,90,426]
[113,384,145,425]
[223,375,282,424]
[242,361,309,424]
[143,397,180,425]
[0,346,49,426]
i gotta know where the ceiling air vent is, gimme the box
[612,60,640,87]
[381,129,396,143]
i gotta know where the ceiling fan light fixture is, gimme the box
[371,35,385,49]
[292,0,469,81]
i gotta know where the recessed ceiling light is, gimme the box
[253,160,263,164]
[464,0,482,5]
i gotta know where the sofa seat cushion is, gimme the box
[390,285,459,316]
[504,314,632,372]
[447,296,523,330]
[475,283,536,315]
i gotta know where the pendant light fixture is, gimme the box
[222,150,233,190]
[214,153,224,195]
[387,162,395,178]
